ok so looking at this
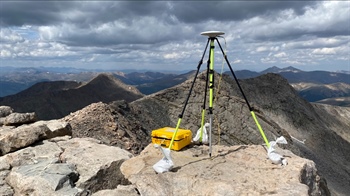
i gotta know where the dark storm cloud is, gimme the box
[1,1,318,26]
[0,1,72,26]
[0,1,324,46]
[169,1,318,23]
[0,1,168,27]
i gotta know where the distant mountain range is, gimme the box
[231,66,350,107]
[0,73,143,120]
[0,66,187,97]
[0,66,99,97]
[113,71,196,95]
[232,66,350,84]
[1,66,349,107]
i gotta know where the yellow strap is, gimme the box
[212,36,226,146]
[200,109,206,142]
[250,111,270,148]
[169,118,182,150]
[209,39,215,108]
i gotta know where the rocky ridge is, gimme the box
[0,73,144,120]
[0,106,135,196]
[0,105,329,195]
[125,72,349,195]
[58,72,348,194]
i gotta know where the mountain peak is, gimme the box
[281,66,302,73]
[85,73,143,96]
[261,66,301,74]
[0,72,144,120]
[260,66,281,74]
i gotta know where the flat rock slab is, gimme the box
[0,124,50,155]
[0,120,71,156]
[121,144,325,196]
[6,159,80,196]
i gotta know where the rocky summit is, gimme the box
[0,106,330,195]
[121,144,328,196]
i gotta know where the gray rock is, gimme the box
[0,120,72,156]
[0,163,14,196]
[0,157,11,171]
[2,138,79,196]
[6,159,80,196]
[0,184,14,196]
[0,170,10,185]
[0,106,13,118]
[57,138,133,194]
[32,120,72,139]
[2,139,62,168]
[0,117,5,126]
[3,137,133,195]
[0,124,49,155]
[92,185,139,196]
[4,112,37,126]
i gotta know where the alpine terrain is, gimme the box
[0,71,349,195]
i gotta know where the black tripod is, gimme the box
[168,31,270,157]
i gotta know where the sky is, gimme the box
[0,1,349,72]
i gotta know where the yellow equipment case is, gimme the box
[151,127,192,151]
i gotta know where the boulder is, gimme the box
[0,106,13,118]
[3,112,37,126]
[57,138,133,193]
[32,120,72,138]
[0,124,50,155]
[121,144,329,196]
[3,137,134,196]
[6,159,80,196]
[2,137,77,196]
[0,120,71,156]
[2,139,64,168]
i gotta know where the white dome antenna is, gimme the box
[200,31,225,38]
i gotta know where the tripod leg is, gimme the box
[208,38,215,157]
[168,39,210,150]
[215,38,270,148]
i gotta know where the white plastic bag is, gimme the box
[153,145,174,173]
[267,136,288,166]
[193,123,209,144]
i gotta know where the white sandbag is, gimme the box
[193,123,209,144]
[268,136,288,166]
[153,145,174,173]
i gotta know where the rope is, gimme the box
[213,36,227,146]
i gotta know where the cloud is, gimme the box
[312,48,336,55]
[238,1,350,41]
[274,52,287,58]
[169,1,318,23]
[0,1,349,71]
[0,28,25,43]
